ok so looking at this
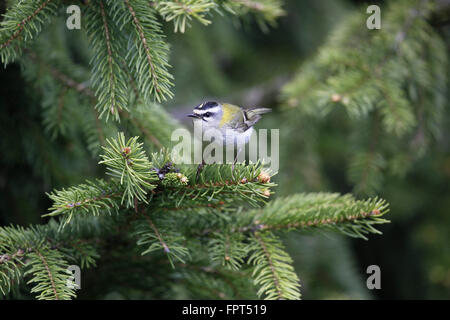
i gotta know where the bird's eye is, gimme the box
[204,112,211,117]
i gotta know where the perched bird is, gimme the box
[188,101,271,171]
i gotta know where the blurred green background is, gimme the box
[1,0,449,299]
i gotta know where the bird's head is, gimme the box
[188,101,223,129]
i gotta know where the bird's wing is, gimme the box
[220,103,245,130]
[220,105,271,133]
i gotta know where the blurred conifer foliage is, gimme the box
[0,0,446,300]
[279,0,449,298]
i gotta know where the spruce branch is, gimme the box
[24,248,76,300]
[86,0,130,120]
[153,163,275,208]
[248,231,301,300]
[156,0,285,33]
[0,249,24,296]
[180,270,228,299]
[348,152,386,196]
[133,207,190,268]
[1,226,36,296]
[220,0,284,28]
[180,266,257,299]
[0,0,58,65]
[149,150,276,208]
[22,48,115,152]
[99,132,158,207]
[156,0,217,33]
[208,231,248,270]
[0,225,85,299]
[43,137,275,229]
[25,50,95,97]
[281,0,447,194]
[58,240,100,269]
[42,87,72,139]
[376,76,416,136]
[4,135,390,300]
[281,0,443,138]
[112,0,174,102]
[82,101,114,156]
[44,179,122,226]
[236,193,390,240]
[26,50,166,152]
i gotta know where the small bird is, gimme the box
[188,101,271,172]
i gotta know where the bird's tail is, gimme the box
[243,107,272,126]
[245,107,271,119]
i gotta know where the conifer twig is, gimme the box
[124,0,160,94]
[0,0,53,50]
[34,249,59,300]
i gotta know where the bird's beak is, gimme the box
[187,113,200,119]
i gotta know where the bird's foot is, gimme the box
[196,159,206,182]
